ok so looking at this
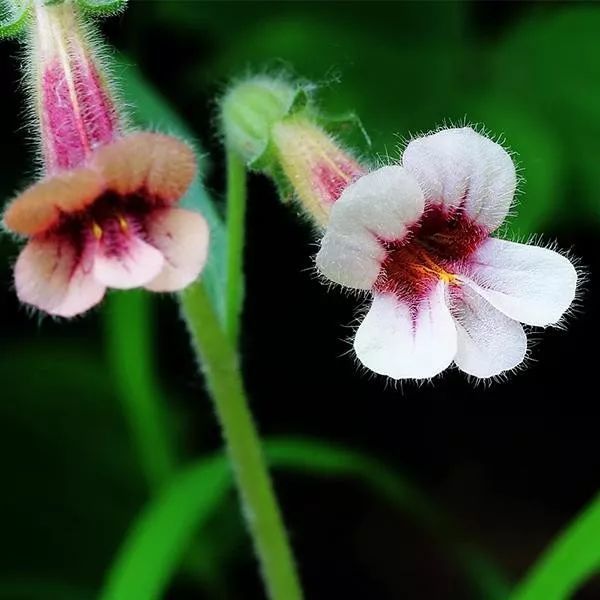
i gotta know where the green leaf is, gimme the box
[491,7,600,225]
[510,491,600,600]
[75,0,127,17]
[100,437,510,600]
[0,0,31,39]
[468,98,565,236]
[103,290,179,491]
[116,58,227,321]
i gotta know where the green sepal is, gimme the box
[223,78,313,172]
[315,109,372,149]
[74,0,127,17]
[0,0,32,40]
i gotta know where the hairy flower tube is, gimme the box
[3,1,208,317]
[316,127,578,379]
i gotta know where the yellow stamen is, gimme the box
[92,221,103,240]
[417,251,459,285]
[117,214,128,232]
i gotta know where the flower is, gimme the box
[4,133,209,317]
[2,1,208,317]
[316,127,578,379]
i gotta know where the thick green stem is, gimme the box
[179,283,303,600]
[104,290,177,491]
[224,148,247,346]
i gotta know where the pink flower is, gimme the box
[3,2,208,317]
[4,133,209,317]
[316,127,578,379]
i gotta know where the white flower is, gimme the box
[316,127,578,380]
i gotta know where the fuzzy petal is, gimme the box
[144,208,209,292]
[402,127,516,232]
[452,285,527,378]
[316,165,424,289]
[354,282,457,380]
[93,133,196,202]
[93,235,164,289]
[15,236,105,317]
[4,167,103,236]
[460,238,577,327]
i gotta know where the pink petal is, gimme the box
[15,236,105,317]
[144,208,209,292]
[92,235,164,289]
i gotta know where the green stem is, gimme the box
[179,282,303,600]
[224,148,247,346]
[104,291,177,491]
[510,491,600,600]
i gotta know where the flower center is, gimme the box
[374,208,487,302]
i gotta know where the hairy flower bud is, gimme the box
[221,75,364,226]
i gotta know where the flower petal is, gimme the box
[144,208,209,292]
[15,236,105,317]
[93,133,196,203]
[93,235,164,289]
[452,284,527,378]
[354,282,457,380]
[316,165,424,289]
[402,127,516,232]
[4,167,103,236]
[460,238,577,327]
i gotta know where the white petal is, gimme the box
[452,284,527,378]
[460,238,577,327]
[317,165,424,289]
[15,236,105,318]
[93,235,164,290]
[354,282,457,380]
[402,127,516,232]
[144,208,209,292]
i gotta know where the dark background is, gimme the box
[0,2,598,599]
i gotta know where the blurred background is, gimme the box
[0,1,599,599]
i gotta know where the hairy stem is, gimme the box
[179,282,303,600]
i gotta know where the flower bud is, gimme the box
[272,117,364,226]
[29,0,122,172]
[221,75,307,168]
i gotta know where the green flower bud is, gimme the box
[221,75,310,169]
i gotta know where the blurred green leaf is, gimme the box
[104,291,178,491]
[0,343,145,592]
[469,98,565,236]
[510,491,600,600]
[100,437,510,600]
[491,6,600,225]
[116,57,228,321]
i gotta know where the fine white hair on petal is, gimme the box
[93,235,165,290]
[353,282,457,380]
[459,237,578,327]
[316,165,424,290]
[452,284,527,378]
[402,127,517,232]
